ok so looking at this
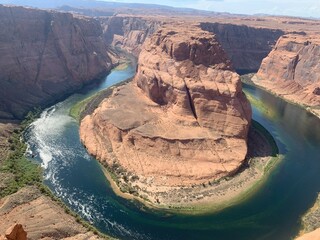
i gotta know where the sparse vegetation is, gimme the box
[0,108,42,198]
[114,62,130,71]
[69,95,96,121]
[0,108,113,239]
[301,193,320,234]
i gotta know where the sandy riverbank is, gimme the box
[297,193,320,238]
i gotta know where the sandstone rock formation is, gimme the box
[4,224,26,240]
[0,186,103,240]
[0,5,113,119]
[254,34,320,117]
[80,23,251,204]
[101,16,160,56]
[200,22,284,72]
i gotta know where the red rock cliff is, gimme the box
[200,22,284,72]
[254,34,320,116]
[80,23,252,203]
[101,16,161,56]
[0,5,113,119]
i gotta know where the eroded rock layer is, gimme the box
[0,5,112,119]
[200,22,284,72]
[80,24,252,202]
[254,34,320,116]
[101,16,161,56]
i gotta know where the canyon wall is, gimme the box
[254,34,320,116]
[200,22,284,72]
[0,5,113,119]
[100,16,161,56]
[101,19,285,71]
[80,24,252,204]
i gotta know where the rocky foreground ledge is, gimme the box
[80,23,253,208]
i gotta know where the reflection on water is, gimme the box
[25,75,320,240]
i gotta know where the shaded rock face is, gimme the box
[80,24,252,200]
[314,87,320,95]
[200,22,284,72]
[4,224,26,240]
[0,5,112,119]
[255,34,320,108]
[101,16,160,56]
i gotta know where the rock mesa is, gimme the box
[80,24,252,203]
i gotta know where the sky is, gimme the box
[105,0,320,18]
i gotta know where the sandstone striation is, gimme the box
[254,34,320,117]
[101,17,285,70]
[0,5,113,120]
[101,16,160,56]
[200,22,284,72]
[80,23,252,205]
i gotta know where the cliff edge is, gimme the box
[254,34,320,117]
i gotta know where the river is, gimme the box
[24,66,320,240]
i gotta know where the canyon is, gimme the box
[79,12,320,238]
[79,14,320,208]
[0,2,320,240]
[2,4,319,121]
